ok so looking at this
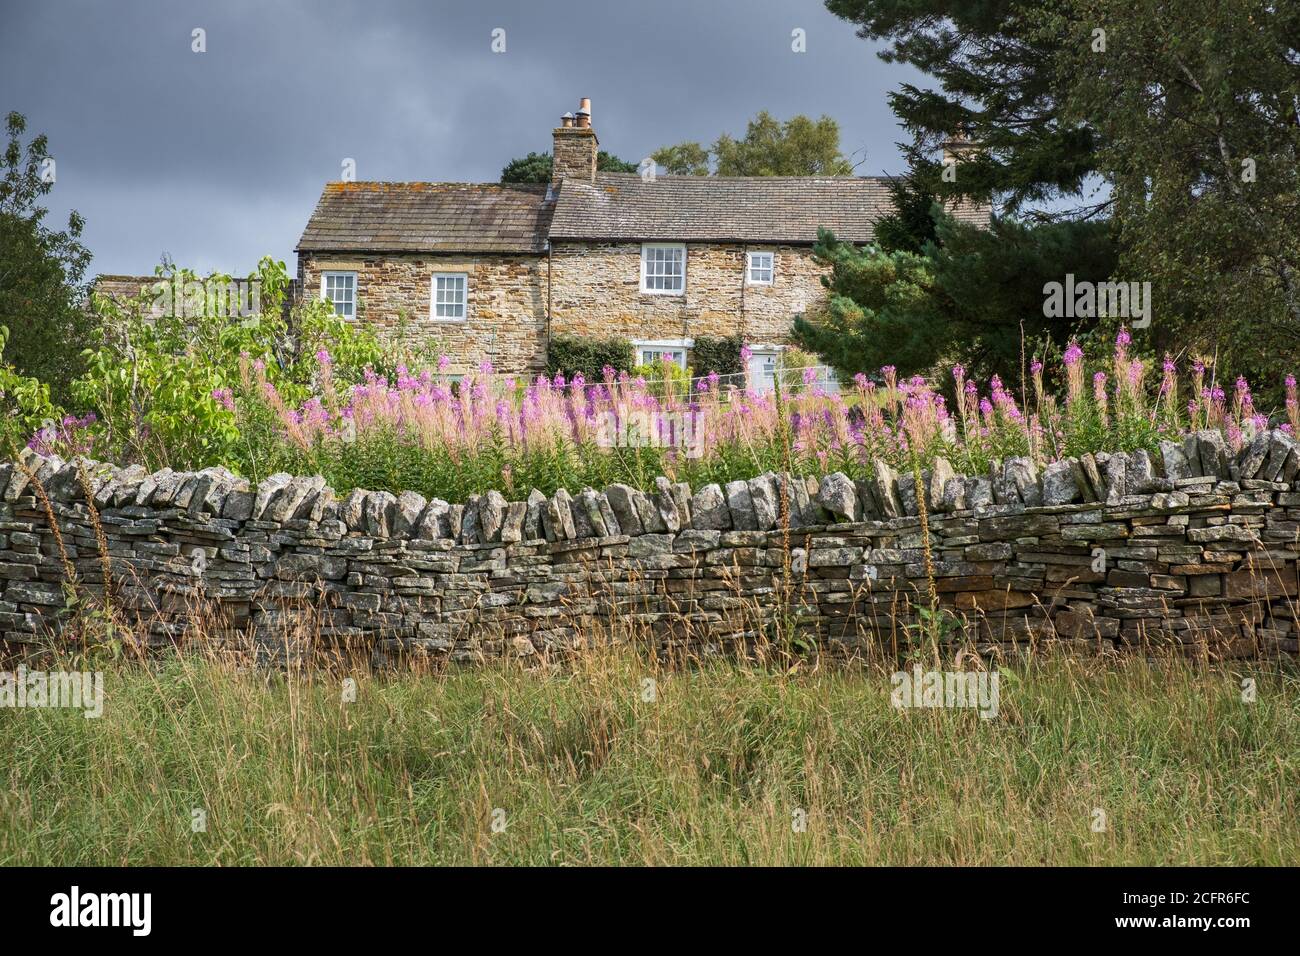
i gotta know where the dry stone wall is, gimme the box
[3,428,1300,664]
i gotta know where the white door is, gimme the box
[747,348,780,393]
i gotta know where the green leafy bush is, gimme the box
[631,359,691,401]
[546,334,634,380]
[690,335,744,377]
[72,257,387,473]
[0,326,59,455]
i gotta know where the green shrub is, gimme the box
[0,326,59,455]
[546,334,634,380]
[72,256,387,473]
[690,335,744,377]
[631,359,691,402]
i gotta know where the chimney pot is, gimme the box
[552,97,598,183]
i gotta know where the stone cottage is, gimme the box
[295,97,988,382]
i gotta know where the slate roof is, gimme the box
[296,182,554,254]
[549,172,896,244]
[297,173,990,254]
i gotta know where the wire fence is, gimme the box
[451,363,843,397]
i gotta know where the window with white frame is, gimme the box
[431,272,468,321]
[321,271,357,319]
[746,251,774,285]
[634,339,690,369]
[641,243,686,294]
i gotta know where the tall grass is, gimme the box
[2,637,1295,865]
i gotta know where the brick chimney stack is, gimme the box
[552,97,598,184]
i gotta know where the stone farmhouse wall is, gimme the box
[548,241,828,348]
[298,242,830,376]
[297,252,550,374]
[3,428,1300,665]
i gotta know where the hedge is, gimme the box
[545,334,635,380]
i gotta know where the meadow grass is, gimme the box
[1,643,1296,866]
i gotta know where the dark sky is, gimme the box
[1,0,921,276]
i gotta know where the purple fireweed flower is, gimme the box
[740,344,753,364]
[1064,342,1083,366]
[437,355,451,372]
[1116,327,1131,348]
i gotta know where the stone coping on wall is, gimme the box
[5,427,1294,544]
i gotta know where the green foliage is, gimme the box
[650,142,710,176]
[793,229,940,377]
[828,0,1300,402]
[596,152,639,174]
[690,335,744,376]
[500,150,639,183]
[545,334,634,379]
[0,111,95,405]
[824,0,1098,214]
[500,151,552,184]
[73,256,386,472]
[795,216,1117,388]
[874,173,942,254]
[653,111,855,177]
[714,112,855,176]
[1051,0,1300,406]
[0,325,59,454]
[630,360,691,401]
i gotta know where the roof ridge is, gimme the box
[594,171,892,183]
[322,181,548,190]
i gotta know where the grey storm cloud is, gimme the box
[0,0,919,276]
